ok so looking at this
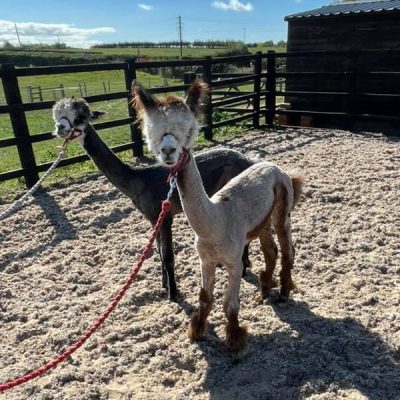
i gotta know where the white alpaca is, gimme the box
[132,81,304,354]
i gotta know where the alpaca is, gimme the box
[132,81,304,354]
[52,97,253,301]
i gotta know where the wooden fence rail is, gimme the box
[1,49,399,188]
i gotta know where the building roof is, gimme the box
[285,0,400,20]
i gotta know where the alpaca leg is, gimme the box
[275,214,296,300]
[224,264,248,354]
[188,261,216,341]
[257,226,278,303]
[241,245,251,277]
[159,218,178,301]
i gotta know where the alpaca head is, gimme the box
[132,80,209,167]
[52,98,104,140]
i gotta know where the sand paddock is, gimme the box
[0,128,399,400]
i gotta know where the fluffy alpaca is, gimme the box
[52,97,253,301]
[132,81,304,354]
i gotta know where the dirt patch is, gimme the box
[0,128,399,400]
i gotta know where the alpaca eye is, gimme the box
[74,116,84,125]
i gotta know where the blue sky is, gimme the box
[1,0,328,48]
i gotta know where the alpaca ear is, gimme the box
[184,81,209,117]
[90,111,106,120]
[131,80,157,112]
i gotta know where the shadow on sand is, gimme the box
[196,300,400,400]
[0,190,77,272]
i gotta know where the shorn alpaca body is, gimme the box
[132,81,304,354]
[52,98,253,301]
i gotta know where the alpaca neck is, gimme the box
[78,124,139,198]
[176,151,220,238]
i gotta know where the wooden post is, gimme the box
[1,64,39,188]
[60,83,65,97]
[202,56,213,140]
[252,51,262,128]
[183,71,196,89]
[38,86,43,102]
[266,51,276,127]
[124,58,144,157]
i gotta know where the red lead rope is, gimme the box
[0,156,185,392]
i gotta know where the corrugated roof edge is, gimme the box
[285,0,400,20]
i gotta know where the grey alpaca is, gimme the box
[52,97,253,301]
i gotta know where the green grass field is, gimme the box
[0,69,185,199]
[75,45,285,58]
[0,45,286,200]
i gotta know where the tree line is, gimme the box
[92,40,247,49]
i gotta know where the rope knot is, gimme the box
[167,149,189,183]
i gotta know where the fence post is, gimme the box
[124,58,144,157]
[252,51,262,128]
[202,56,213,140]
[183,71,197,88]
[27,86,32,102]
[1,63,39,188]
[266,50,276,127]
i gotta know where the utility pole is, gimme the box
[243,27,246,44]
[14,23,21,47]
[177,16,183,58]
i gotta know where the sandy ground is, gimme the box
[0,128,399,400]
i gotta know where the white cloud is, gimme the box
[212,0,253,12]
[0,19,116,48]
[138,3,153,11]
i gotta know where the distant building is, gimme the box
[284,0,400,130]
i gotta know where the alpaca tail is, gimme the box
[289,171,305,209]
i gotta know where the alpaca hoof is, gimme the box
[168,292,178,302]
[162,279,167,290]
[259,272,277,300]
[280,280,296,299]
[168,287,179,302]
[226,324,248,354]
[187,312,207,341]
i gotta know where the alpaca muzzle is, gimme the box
[57,117,83,141]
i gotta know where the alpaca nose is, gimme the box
[162,146,176,157]
[56,122,69,136]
